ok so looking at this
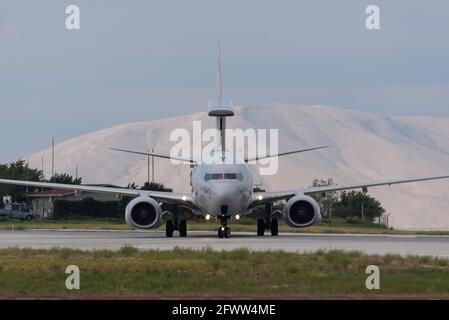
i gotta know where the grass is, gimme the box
[1,217,448,236]
[0,247,448,297]
[0,218,129,231]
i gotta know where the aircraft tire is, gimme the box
[179,219,187,237]
[257,218,265,236]
[166,220,174,237]
[271,218,278,236]
[224,227,231,238]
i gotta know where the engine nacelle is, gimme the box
[125,197,162,229]
[283,195,321,228]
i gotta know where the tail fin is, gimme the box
[208,41,233,117]
[208,42,233,160]
[216,41,222,110]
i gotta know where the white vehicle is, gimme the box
[1,45,448,238]
[0,202,34,221]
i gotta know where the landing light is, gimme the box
[182,195,187,201]
[235,214,240,220]
[205,214,211,221]
[257,195,263,201]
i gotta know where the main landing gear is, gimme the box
[166,219,187,237]
[165,206,187,237]
[257,204,278,237]
[218,215,231,238]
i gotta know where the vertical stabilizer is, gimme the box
[208,42,233,117]
[216,41,222,109]
[208,42,234,160]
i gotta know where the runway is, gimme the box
[0,229,449,257]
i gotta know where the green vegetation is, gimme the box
[0,247,448,297]
[0,217,129,230]
[311,178,386,223]
[335,191,384,221]
[48,173,82,185]
[53,198,132,219]
[0,160,43,203]
[140,181,172,192]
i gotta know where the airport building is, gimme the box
[26,185,123,218]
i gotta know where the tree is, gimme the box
[141,181,172,192]
[0,159,43,202]
[47,173,81,185]
[333,191,385,222]
[127,182,138,190]
[310,178,340,218]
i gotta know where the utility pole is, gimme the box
[51,137,55,182]
[151,148,155,183]
[361,200,364,222]
[147,151,150,184]
[386,213,391,228]
[41,156,44,220]
[41,157,44,193]
[75,164,79,180]
[25,158,29,193]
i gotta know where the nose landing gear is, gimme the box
[218,226,231,238]
[218,215,231,238]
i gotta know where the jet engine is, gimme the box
[283,195,321,228]
[125,196,162,229]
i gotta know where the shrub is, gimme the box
[345,216,361,224]
[53,197,132,219]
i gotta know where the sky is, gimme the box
[0,0,448,163]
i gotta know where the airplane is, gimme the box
[1,44,449,239]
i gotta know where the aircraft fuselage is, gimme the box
[190,155,254,218]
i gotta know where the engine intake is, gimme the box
[125,197,161,229]
[283,195,321,228]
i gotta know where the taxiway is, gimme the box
[0,230,448,257]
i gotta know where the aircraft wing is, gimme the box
[244,146,328,163]
[301,175,449,195]
[0,179,196,207]
[249,191,295,209]
[110,148,195,164]
[249,175,449,208]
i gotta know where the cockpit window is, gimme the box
[204,173,243,181]
[224,173,237,180]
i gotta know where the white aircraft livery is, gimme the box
[1,44,449,238]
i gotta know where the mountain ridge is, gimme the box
[27,104,449,229]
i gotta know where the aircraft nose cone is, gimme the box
[199,182,250,216]
[213,184,235,204]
